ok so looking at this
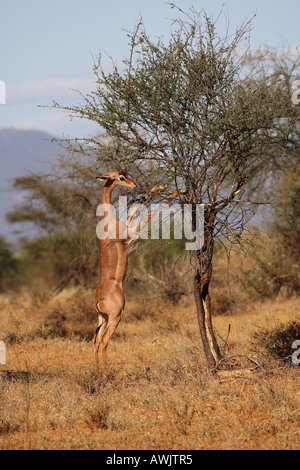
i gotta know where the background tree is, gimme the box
[0,236,20,291]
[6,154,101,292]
[48,6,299,367]
[239,49,300,299]
[241,143,300,298]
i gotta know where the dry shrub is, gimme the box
[209,245,248,316]
[125,301,158,322]
[39,295,95,341]
[252,321,300,365]
[4,288,96,344]
[165,400,196,435]
[0,419,20,436]
[86,398,111,430]
[210,287,235,316]
[74,367,106,395]
[126,239,190,306]
[85,395,133,432]
[152,259,189,305]
[239,230,300,299]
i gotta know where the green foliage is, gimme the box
[51,6,299,251]
[0,236,21,290]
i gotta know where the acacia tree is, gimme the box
[52,6,299,367]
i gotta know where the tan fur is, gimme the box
[93,171,186,378]
[93,171,136,377]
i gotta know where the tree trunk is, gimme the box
[194,272,215,368]
[192,207,222,368]
[193,262,222,368]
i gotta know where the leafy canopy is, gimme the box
[51,6,299,246]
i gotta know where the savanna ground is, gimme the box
[0,247,299,450]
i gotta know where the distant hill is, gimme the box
[0,128,62,240]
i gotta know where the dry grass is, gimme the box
[0,286,299,450]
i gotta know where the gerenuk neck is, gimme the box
[100,180,115,205]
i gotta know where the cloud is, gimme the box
[7,77,95,105]
[11,107,100,139]
[1,76,99,137]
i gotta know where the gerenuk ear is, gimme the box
[96,176,109,182]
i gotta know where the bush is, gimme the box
[253,321,300,365]
[241,163,300,299]
[4,288,96,344]
[125,238,190,305]
[0,236,21,291]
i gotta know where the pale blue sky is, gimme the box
[0,0,299,138]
